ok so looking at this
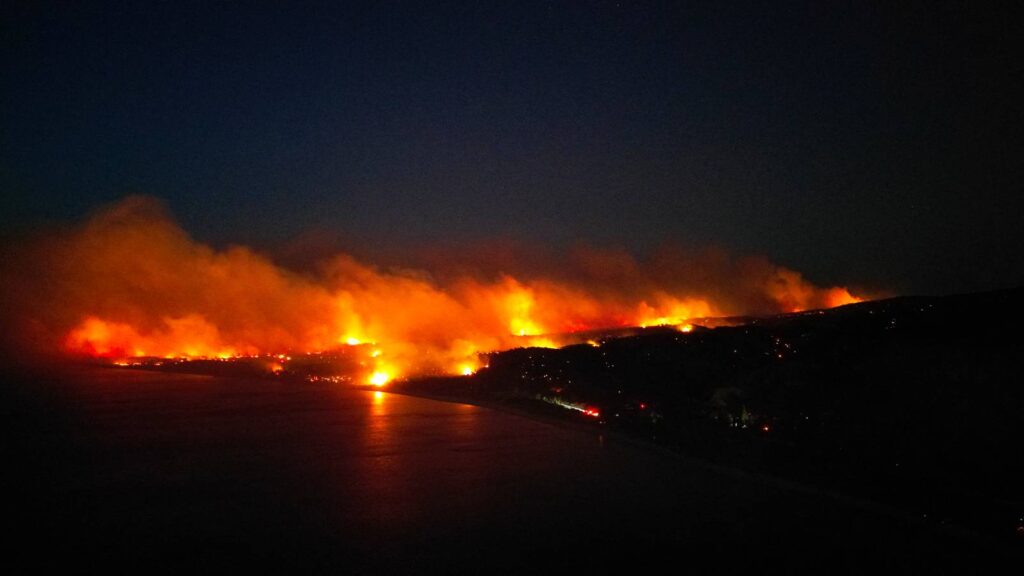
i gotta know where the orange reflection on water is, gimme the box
[372,390,386,411]
[368,390,392,429]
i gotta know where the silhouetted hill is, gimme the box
[404,288,1024,540]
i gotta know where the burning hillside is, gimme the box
[1,196,863,380]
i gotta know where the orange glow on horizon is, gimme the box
[824,288,863,308]
[48,197,871,378]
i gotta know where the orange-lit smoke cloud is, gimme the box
[0,196,863,377]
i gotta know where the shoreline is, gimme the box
[380,383,1005,552]
[52,364,1015,552]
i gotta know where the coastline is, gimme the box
[50,364,1018,554]
[380,382,1005,552]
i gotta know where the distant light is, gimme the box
[762,424,770,432]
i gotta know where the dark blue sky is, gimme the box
[3,1,1022,294]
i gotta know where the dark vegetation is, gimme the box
[402,288,1024,540]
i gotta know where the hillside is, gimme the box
[401,288,1024,540]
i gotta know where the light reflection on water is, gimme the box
[16,367,988,572]
[349,389,488,533]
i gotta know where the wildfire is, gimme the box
[636,298,712,329]
[20,197,869,380]
[506,287,544,337]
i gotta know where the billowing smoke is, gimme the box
[0,196,864,377]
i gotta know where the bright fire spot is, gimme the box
[368,371,391,386]
[345,337,361,346]
[526,337,558,349]
[459,365,475,376]
[512,321,544,337]
[678,324,694,333]
[506,284,545,337]
[584,408,601,418]
[586,339,601,347]
[269,362,284,374]
[636,298,712,330]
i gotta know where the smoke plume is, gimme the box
[0,196,864,377]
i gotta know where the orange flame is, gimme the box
[2,197,870,376]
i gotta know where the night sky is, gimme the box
[3,1,1022,295]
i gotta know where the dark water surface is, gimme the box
[3,367,1011,573]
